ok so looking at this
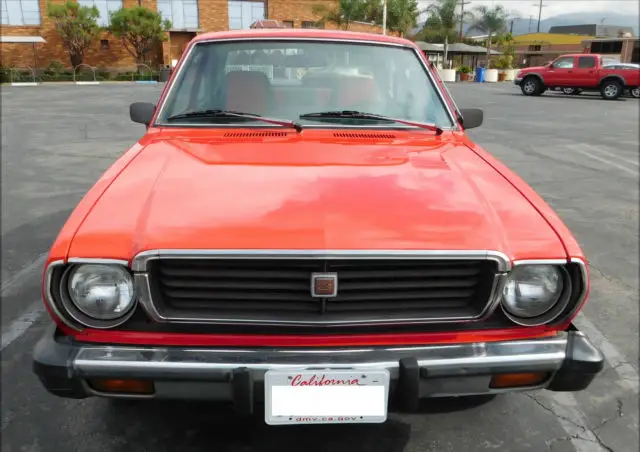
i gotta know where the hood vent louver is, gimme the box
[223,131,291,138]
[333,132,397,140]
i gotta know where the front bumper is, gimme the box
[33,325,604,412]
[514,77,523,86]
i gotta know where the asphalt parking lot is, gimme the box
[1,82,638,452]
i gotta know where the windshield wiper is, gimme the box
[300,110,443,135]
[167,109,302,132]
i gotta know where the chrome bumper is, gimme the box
[72,337,567,379]
[33,325,604,410]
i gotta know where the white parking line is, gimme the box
[0,301,44,351]
[579,143,639,168]
[566,144,639,177]
[0,253,48,296]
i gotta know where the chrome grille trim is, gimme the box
[131,249,512,272]
[131,249,511,327]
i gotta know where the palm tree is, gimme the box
[471,4,508,62]
[312,0,367,30]
[387,0,420,37]
[422,0,462,65]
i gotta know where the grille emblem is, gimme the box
[311,273,338,298]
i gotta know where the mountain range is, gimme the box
[413,11,639,37]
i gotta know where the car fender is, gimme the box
[520,72,545,84]
[599,74,626,87]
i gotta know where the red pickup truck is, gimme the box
[515,53,640,100]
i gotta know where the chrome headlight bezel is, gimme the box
[500,263,573,327]
[57,263,138,329]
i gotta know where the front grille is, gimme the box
[145,258,499,326]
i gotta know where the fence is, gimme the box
[133,64,158,84]
[73,64,100,85]
[10,67,38,86]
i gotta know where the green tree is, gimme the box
[47,1,100,67]
[471,4,508,61]
[386,0,420,37]
[109,6,171,65]
[422,0,462,64]
[312,0,367,30]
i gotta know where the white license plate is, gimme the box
[264,369,390,425]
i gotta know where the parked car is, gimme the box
[515,53,640,100]
[33,29,604,426]
[560,63,640,98]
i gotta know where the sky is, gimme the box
[417,0,640,20]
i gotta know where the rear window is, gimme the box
[578,56,596,68]
[156,39,455,129]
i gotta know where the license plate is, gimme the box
[264,369,390,425]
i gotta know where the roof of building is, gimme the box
[191,28,411,46]
[512,33,593,45]
[549,24,635,38]
[250,20,286,29]
[582,36,640,42]
[415,41,500,55]
[0,36,46,43]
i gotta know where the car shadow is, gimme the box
[100,396,496,451]
[495,92,631,102]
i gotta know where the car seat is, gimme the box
[224,70,275,116]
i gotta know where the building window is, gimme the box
[158,0,199,29]
[282,20,294,28]
[100,39,109,50]
[1,0,41,26]
[590,40,623,54]
[228,1,264,30]
[78,0,122,27]
[528,44,542,51]
[301,21,315,28]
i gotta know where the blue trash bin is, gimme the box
[475,67,486,83]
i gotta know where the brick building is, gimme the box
[511,32,589,67]
[1,0,386,71]
[581,37,640,64]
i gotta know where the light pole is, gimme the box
[382,0,387,35]
[459,0,471,41]
[533,0,546,33]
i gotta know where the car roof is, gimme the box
[191,28,416,47]
[560,53,601,58]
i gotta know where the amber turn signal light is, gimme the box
[87,378,154,395]
[489,372,550,389]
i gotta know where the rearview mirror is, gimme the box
[459,108,483,130]
[130,102,156,125]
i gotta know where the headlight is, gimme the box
[501,265,571,326]
[66,264,135,321]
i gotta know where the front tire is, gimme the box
[521,76,543,96]
[600,80,623,100]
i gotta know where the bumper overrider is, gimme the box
[34,323,604,413]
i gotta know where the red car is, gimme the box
[515,53,640,100]
[33,29,603,425]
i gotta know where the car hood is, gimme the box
[67,131,566,261]
[519,66,546,74]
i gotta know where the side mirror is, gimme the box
[130,102,156,125]
[459,108,483,130]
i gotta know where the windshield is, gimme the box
[155,39,455,129]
